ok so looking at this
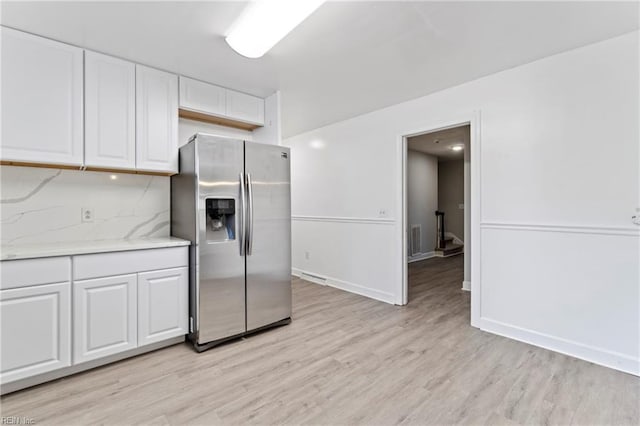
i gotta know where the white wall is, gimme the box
[253,92,282,145]
[406,150,438,258]
[284,31,639,375]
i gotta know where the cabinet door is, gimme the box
[179,76,226,117]
[138,267,188,346]
[85,51,136,169]
[74,274,137,364]
[0,27,83,166]
[0,282,71,383]
[225,89,265,125]
[136,65,178,173]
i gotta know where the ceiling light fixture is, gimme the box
[451,145,464,152]
[225,0,325,59]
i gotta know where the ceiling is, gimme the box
[2,2,638,138]
[408,125,469,161]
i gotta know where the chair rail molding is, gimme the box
[291,215,395,225]
[480,221,640,237]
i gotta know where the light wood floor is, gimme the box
[2,256,638,425]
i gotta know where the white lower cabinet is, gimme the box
[0,246,188,392]
[73,274,137,364]
[0,282,71,383]
[138,267,188,346]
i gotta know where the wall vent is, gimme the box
[301,272,327,285]
[410,225,421,256]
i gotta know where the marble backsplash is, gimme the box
[0,166,170,246]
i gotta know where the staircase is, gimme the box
[434,211,463,257]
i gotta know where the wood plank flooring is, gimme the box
[2,256,638,425]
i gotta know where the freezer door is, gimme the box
[195,135,247,344]
[244,142,292,331]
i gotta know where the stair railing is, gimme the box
[435,211,446,249]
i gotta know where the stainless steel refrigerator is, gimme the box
[171,133,291,351]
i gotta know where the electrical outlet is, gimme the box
[82,208,94,223]
[305,251,310,260]
[378,209,387,217]
[458,204,465,210]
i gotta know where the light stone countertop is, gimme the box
[0,237,191,261]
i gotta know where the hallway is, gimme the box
[408,255,466,305]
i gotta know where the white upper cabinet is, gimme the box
[84,51,136,169]
[226,89,265,125]
[179,76,226,117]
[179,75,265,126]
[0,27,84,166]
[136,65,179,173]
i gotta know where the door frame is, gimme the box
[396,111,481,328]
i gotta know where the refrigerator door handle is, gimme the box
[239,172,246,256]
[247,172,254,255]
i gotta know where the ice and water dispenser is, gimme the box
[206,198,236,242]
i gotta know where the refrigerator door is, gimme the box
[195,135,247,344]
[244,142,292,331]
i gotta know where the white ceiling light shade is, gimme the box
[225,0,325,59]
[451,145,464,152]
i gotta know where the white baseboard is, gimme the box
[461,281,471,291]
[408,251,435,263]
[480,317,639,377]
[292,268,395,304]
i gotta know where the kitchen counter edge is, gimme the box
[0,237,191,261]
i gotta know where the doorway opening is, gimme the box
[404,124,471,304]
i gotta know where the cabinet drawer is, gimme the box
[1,257,71,290]
[73,247,188,280]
